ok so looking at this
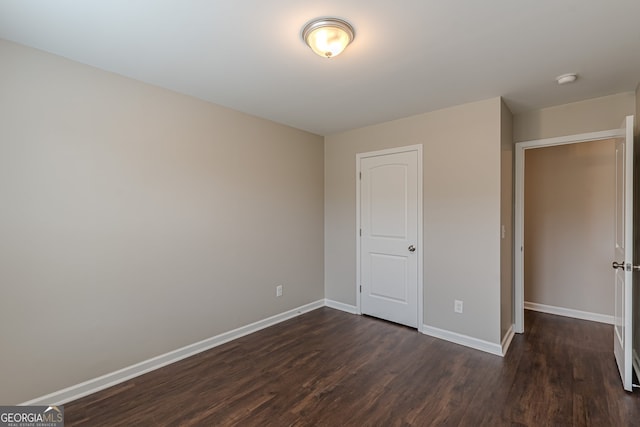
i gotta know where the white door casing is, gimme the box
[613,116,634,392]
[514,122,632,333]
[356,145,422,329]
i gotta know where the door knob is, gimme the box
[612,261,640,271]
[612,261,625,270]
[408,245,416,252]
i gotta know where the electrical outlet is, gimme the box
[454,300,463,313]
[276,285,283,297]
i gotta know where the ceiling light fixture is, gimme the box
[302,18,355,58]
[556,73,578,85]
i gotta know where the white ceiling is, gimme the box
[1,1,639,135]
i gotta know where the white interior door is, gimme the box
[359,149,419,328]
[613,115,634,392]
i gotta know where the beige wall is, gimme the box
[524,140,615,315]
[0,40,324,404]
[500,100,514,338]
[514,92,636,142]
[325,98,503,344]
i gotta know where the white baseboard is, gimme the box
[421,325,503,357]
[19,299,525,405]
[21,299,325,406]
[329,301,505,357]
[501,324,515,356]
[324,299,358,314]
[524,301,614,325]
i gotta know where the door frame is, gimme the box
[514,128,627,334]
[356,144,424,331]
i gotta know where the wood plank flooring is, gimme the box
[64,308,640,426]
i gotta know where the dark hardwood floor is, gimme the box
[64,308,640,426]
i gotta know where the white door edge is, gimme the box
[615,116,634,391]
[514,127,627,334]
[356,144,423,332]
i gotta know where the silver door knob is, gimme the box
[408,245,416,252]
[612,261,640,271]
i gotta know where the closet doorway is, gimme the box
[514,116,635,391]
[523,139,615,323]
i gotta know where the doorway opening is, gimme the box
[523,139,615,324]
[514,117,635,391]
[515,126,628,331]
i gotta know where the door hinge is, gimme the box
[360,285,362,293]
[359,228,362,236]
[359,172,362,180]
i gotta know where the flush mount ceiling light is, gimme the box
[302,18,355,58]
[556,73,578,85]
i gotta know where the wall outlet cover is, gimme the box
[454,300,463,313]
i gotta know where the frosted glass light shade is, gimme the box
[302,18,355,58]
